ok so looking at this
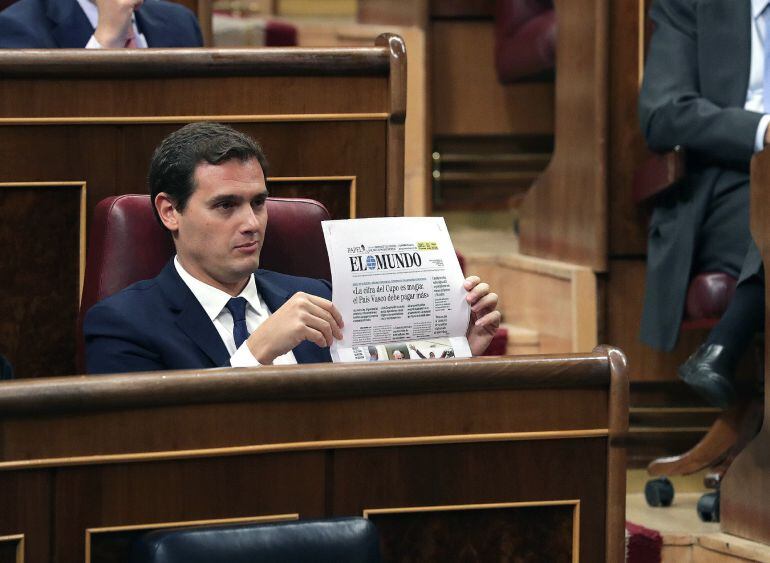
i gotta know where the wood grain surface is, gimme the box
[0,350,628,562]
[518,0,608,271]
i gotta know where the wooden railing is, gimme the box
[0,350,628,562]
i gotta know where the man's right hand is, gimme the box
[93,0,143,48]
[245,292,344,364]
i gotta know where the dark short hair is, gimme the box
[148,122,268,227]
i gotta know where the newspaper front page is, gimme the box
[322,217,471,362]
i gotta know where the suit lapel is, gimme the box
[254,271,330,364]
[700,0,751,106]
[134,8,163,47]
[156,262,231,367]
[47,0,95,48]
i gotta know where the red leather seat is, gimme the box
[264,20,298,47]
[682,272,737,330]
[495,0,556,83]
[77,194,331,371]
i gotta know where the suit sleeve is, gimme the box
[639,0,763,166]
[0,14,47,48]
[84,301,167,375]
[169,3,204,47]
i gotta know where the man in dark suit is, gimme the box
[639,0,766,406]
[0,0,202,48]
[84,123,501,374]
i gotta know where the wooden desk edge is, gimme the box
[0,353,615,414]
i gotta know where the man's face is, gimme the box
[158,157,268,294]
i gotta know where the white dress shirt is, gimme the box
[174,257,298,367]
[749,0,770,151]
[76,0,149,48]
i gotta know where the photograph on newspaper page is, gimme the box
[321,217,471,362]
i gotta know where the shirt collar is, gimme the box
[753,0,770,19]
[174,256,263,321]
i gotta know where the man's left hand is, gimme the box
[464,276,501,356]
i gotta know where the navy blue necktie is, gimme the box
[225,297,250,348]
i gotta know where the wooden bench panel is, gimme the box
[0,351,628,562]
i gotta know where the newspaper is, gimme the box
[321,217,471,362]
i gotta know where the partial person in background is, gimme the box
[639,0,766,407]
[0,0,202,48]
[0,353,13,380]
[494,0,556,84]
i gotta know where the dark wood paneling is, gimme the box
[268,179,353,219]
[371,504,574,562]
[55,453,326,563]
[0,385,609,461]
[430,0,495,18]
[0,352,628,563]
[0,50,390,79]
[0,471,51,563]
[336,439,605,562]
[0,76,387,117]
[0,543,18,563]
[0,185,82,377]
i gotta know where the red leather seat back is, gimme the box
[495,0,556,83]
[77,194,331,371]
[261,197,332,282]
[82,195,176,312]
[264,20,298,47]
[682,272,738,329]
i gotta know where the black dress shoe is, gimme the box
[678,344,737,408]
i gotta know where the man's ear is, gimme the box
[155,193,179,233]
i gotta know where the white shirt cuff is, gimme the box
[754,114,770,152]
[85,35,103,49]
[229,342,262,367]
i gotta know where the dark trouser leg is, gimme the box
[680,273,764,408]
[704,276,764,356]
